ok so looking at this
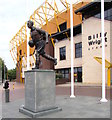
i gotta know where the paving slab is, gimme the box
[2,95,110,118]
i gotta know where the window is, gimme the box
[94,13,101,19]
[58,22,67,32]
[75,42,82,58]
[105,8,112,21]
[74,67,82,74]
[94,8,112,21]
[57,68,69,79]
[60,46,66,60]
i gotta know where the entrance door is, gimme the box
[74,67,82,82]
[77,67,82,82]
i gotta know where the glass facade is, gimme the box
[94,8,112,21]
[57,68,69,79]
[56,67,82,82]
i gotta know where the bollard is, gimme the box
[13,83,14,90]
[5,89,10,102]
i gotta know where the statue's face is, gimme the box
[27,21,33,28]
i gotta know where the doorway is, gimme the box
[74,67,82,82]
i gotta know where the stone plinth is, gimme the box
[19,69,61,118]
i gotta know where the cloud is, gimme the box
[0,0,45,69]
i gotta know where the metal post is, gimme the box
[100,0,108,102]
[5,89,10,103]
[70,0,75,98]
[27,26,30,70]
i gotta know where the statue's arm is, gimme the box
[36,28,45,34]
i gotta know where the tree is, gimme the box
[8,68,16,81]
[0,57,8,82]
[0,57,16,82]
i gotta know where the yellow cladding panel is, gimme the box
[41,2,89,33]
[107,68,111,87]
[94,57,112,68]
[94,56,112,87]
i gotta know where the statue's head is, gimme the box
[27,20,34,29]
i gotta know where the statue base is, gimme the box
[19,105,61,118]
[19,69,62,118]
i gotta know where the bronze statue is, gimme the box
[27,20,57,69]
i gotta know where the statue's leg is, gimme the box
[41,53,57,65]
[37,40,45,54]
[35,50,40,69]
[37,40,57,65]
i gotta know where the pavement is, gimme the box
[4,82,112,99]
[0,82,111,119]
[1,95,110,118]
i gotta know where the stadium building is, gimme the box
[54,1,112,86]
[9,0,112,86]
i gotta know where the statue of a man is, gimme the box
[27,20,57,69]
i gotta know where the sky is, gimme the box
[0,0,45,69]
[0,0,81,70]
